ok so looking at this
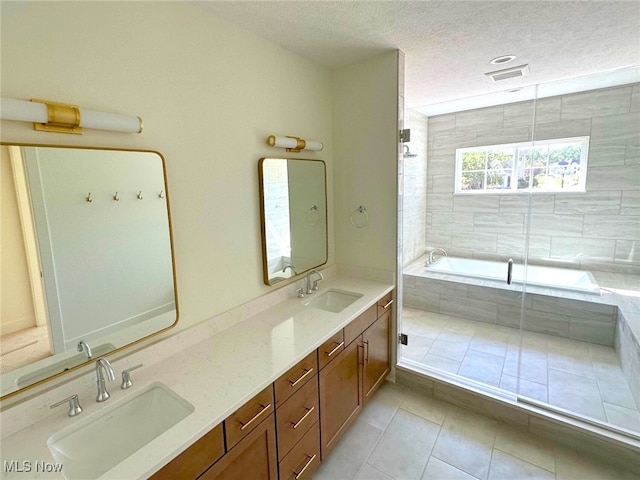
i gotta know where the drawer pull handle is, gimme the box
[292,406,315,429]
[290,368,314,388]
[382,299,394,309]
[295,454,317,479]
[326,341,345,357]
[239,403,271,431]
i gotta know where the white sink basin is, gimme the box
[305,289,363,313]
[48,382,194,479]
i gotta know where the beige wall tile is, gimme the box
[591,111,640,142]
[560,86,633,120]
[554,191,621,215]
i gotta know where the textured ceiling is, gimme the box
[198,1,640,109]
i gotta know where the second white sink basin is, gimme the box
[305,289,363,313]
[48,382,194,479]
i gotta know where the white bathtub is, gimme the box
[427,256,601,295]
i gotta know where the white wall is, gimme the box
[1,2,334,334]
[332,52,400,272]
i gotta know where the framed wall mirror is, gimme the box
[258,158,327,285]
[1,144,178,398]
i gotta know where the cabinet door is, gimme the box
[200,414,277,480]
[363,310,390,404]
[149,423,225,480]
[318,338,363,459]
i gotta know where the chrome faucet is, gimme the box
[282,264,297,275]
[426,248,447,266]
[95,358,115,402]
[77,340,93,359]
[305,269,324,294]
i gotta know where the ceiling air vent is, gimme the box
[485,64,530,82]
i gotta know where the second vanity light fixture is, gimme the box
[267,135,323,152]
[0,97,143,134]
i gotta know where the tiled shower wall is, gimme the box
[402,109,428,266]
[421,83,640,275]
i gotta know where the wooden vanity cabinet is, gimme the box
[318,329,345,370]
[149,423,225,480]
[318,293,392,459]
[200,413,277,480]
[362,309,391,404]
[318,337,363,459]
[150,386,276,480]
[274,350,317,407]
[224,385,274,450]
[275,354,321,480]
[151,291,392,480]
[278,422,321,480]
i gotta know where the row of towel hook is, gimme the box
[86,190,165,203]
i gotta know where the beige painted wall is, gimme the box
[0,147,36,334]
[332,51,399,272]
[1,2,335,334]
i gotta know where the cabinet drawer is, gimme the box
[276,374,319,460]
[377,292,393,318]
[278,421,321,480]
[225,385,274,450]
[201,413,277,480]
[318,330,345,370]
[344,305,376,346]
[274,351,318,407]
[149,423,224,480]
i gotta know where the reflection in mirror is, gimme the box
[259,158,327,285]
[0,144,177,398]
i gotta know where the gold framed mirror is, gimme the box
[258,158,328,285]
[1,143,178,399]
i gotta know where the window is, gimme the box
[455,136,589,194]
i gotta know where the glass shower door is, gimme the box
[516,79,640,438]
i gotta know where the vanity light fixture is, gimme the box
[0,97,143,134]
[267,135,323,152]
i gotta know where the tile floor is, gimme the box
[400,307,640,434]
[312,381,640,480]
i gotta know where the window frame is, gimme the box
[454,136,590,195]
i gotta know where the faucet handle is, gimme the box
[295,287,305,298]
[50,394,83,417]
[121,364,143,389]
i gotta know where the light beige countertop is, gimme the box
[0,274,393,479]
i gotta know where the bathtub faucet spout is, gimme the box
[426,248,447,266]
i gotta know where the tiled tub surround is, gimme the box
[404,255,618,345]
[412,83,640,275]
[0,269,393,479]
[403,255,640,424]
